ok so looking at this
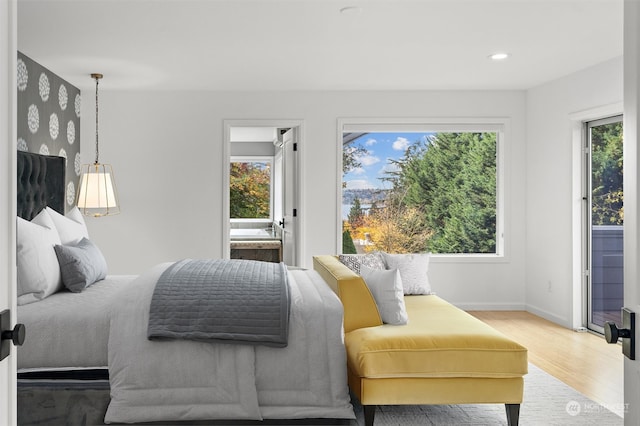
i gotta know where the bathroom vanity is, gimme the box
[230,227,282,263]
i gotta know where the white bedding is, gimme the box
[17,262,353,423]
[17,274,136,370]
[104,263,354,423]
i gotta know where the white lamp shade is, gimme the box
[76,163,120,216]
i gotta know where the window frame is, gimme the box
[229,155,274,224]
[337,117,509,262]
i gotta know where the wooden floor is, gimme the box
[468,311,624,414]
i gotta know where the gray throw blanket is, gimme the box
[147,259,290,347]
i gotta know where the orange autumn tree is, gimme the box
[230,161,271,218]
[361,199,433,254]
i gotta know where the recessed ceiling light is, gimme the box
[489,53,510,61]
[340,6,362,16]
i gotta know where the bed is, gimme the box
[16,151,354,424]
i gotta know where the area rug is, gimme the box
[351,364,623,426]
[17,364,623,425]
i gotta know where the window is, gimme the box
[230,157,273,220]
[341,120,504,256]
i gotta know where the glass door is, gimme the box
[586,115,623,332]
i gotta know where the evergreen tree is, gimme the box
[392,132,497,253]
[348,197,365,229]
[591,122,623,225]
[342,229,357,254]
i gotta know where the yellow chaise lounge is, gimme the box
[313,255,528,426]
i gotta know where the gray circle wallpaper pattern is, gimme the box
[17,52,81,211]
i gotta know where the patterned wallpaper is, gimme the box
[17,52,81,212]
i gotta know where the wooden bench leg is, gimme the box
[363,405,375,426]
[505,404,520,426]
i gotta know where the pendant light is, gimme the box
[76,73,120,217]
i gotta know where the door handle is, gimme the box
[3,324,26,347]
[604,307,635,360]
[1,309,26,362]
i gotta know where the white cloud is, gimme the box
[346,179,374,190]
[392,137,410,151]
[351,167,366,175]
[358,153,380,166]
[379,161,400,175]
[365,138,377,146]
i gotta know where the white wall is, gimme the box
[81,89,527,309]
[526,56,623,327]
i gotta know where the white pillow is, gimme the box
[17,210,63,305]
[46,206,89,244]
[360,265,408,325]
[381,252,432,295]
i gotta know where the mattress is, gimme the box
[17,275,136,371]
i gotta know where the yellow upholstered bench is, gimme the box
[313,255,528,426]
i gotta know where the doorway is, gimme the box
[223,121,301,266]
[585,115,624,333]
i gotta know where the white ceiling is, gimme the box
[17,0,623,92]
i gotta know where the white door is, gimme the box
[280,128,298,266]
[585,116,624,333]
[1,1,17,425]
[273,143,284,234]
[623,2,640,424]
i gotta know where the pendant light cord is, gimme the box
[92,73,102,165]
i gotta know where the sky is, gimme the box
[343,132,432,190]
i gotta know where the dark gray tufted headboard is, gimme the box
[17,151,66,221]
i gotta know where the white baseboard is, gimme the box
[455,301,572,329]
[525,304,571,328]
[455,302,526,311]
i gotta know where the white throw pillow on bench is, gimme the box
[360,265,408,325]
[381,252,432,295]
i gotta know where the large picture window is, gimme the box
[230,157,273,220]
[341,120,504,256]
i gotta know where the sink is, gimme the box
[230,228,278,240]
